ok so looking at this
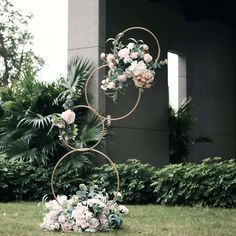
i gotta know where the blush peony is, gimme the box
[61,109,76,125]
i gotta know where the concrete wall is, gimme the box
[68,0,106,112]
[187,21,236,162]
[68,0,236,165]
[105,0,236,164]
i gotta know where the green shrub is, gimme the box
[0,159,91,201]
[152,158,236,207]
[1,158,236,208]
[91,159,157,204]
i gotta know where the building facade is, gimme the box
[68,0,236,166]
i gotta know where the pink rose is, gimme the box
[61,109,75,124]
[143,44,149,50]
[118,74,126,81]
[130,52,138,59]
[108,62,115,69]
[99,214,108,225]
[48,210,59,219]
[58,215,66,223]
[144,54,153,63]
[106,53,114,62]
[118,48,130,58]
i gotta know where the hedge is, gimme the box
[152,158,236,207]
[0,158,236,207]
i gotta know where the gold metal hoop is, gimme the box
[51,148,120,206]
[60,105,105,150]
[114,26,161,61]
[85,64,142,121]
[50,26,161,206]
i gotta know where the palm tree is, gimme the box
[0,57,106,167]
[168,97,212,164]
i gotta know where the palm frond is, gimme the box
[56,56,93,106]
[66,56,93,89]
[5,138,49,165]
[17,112,52,129]
[78,115,107,148]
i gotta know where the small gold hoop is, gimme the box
[60,105,105,150]
[50,148,120,206]
[85,65,142,121]
[114,26,161,61]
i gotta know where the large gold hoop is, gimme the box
[60,105,105,150]
[84,64,142,121]
[50,148,120,206]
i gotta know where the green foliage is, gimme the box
[168,97,211,164]
[0,0,44,86]
[91,159,157,204]
[57,57,93,109]
[152,157,236,207]
[0,68,64,165]
[1,158,235,208]
[0,57,104,167]
[0,159,92,201]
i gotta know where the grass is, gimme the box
[0,202,236,236]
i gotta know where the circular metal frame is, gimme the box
[60,105,105,150]
[50,26,161,206]
[114,26,161,61]
[51,148,120,206]
[84,64,142,121]
[84,26,160,121]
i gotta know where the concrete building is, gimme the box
[68,0,236,166]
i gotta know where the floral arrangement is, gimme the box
[51,109,78,142]
[100,36,167,102]
[40,184,128,233]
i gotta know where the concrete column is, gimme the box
[68,0,106,112]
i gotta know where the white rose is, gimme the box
[128,60,147,76]
[101,85,107,91]
[118,48,130,58]
[123,55,132,64]
[61,110,75,125]
[107,81,116,89]
[127,42,135,50]
[100,52,106,59]
[88,218,100,229]
[119,205,129,215]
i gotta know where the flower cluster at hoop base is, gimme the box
[40,184,128,233]
[100,37,167,102]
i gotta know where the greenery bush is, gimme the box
[1,158,236,208]
[0,159,91,201]
[152,158,236,207]
[91,159,157,204]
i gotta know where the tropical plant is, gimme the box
[0,57,105,167]
[0,0,44,86]
[0,67,64,165]
[56,56,93,109]
[168,97,211,164]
